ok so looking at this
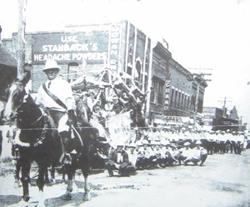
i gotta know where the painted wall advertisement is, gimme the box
[32,31,110,64]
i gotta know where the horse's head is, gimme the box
[16,94,42,129]
[4,71,31,121]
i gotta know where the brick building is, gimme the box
[2,20,208,125]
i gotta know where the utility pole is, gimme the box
[17,0,27,80]
[187,72,212,126]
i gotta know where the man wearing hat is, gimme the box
[36,59,77,162]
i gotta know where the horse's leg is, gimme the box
[36,163,47,207]
[12,146,21,188]
[20,158,31,202]
[61,163,75,200]
[50,163,56,183]
[83,175,91,201]
[62,164,67,183]
[72,174,79,193]
[44,164,55,184]
[67,167,75,194]
[82,166,91,201]
[14,159,21,188]
[44,166,50,184]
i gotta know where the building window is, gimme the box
[126,66,132,87]
[135,58,142,90]
[175,90,179,108]
[150,79,155,102]
[170,88,175,108]
[187,96,190,111]
[150,77,164,105]
[157,80,164,104]
[181,93,184,110]
[174,90,178,108]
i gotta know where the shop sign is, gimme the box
[164,80,171,110]
[108,24,121,73]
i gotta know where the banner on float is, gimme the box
[107,111,131,143]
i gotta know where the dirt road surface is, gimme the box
[0,149,250,207]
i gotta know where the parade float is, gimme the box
[70,65,148,145]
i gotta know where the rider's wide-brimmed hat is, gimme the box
[43,59,60,71]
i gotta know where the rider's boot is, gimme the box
[59,131,74,165]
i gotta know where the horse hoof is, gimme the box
[22,194,30,202]
[61,192,72,201]
[14,180,21,188]
[83,192,91,201]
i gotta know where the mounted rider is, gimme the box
[36,59,77,163]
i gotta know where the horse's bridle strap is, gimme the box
[29,107,47,127]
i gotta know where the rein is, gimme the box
[33,113,49,147]
[30,107,46,126]
[30,113,44,127]
[29,107,49,147]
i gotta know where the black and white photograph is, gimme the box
[0,0,250,206]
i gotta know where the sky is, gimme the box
[1,0,250,125]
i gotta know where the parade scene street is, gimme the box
[0,137,250,207]
[0,124,250,207]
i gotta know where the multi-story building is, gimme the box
[148,41,172,124]
[165,59,193,117]
[2,20,207,125]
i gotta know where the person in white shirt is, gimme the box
[36,59,77,161]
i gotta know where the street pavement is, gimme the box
[0,147,250,207]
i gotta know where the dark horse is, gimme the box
[4,73,99,206]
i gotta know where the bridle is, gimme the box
[29,107,46,127]
[7,81,51,146]
[5,81,26,121]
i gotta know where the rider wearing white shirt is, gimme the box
[36,60,76,133]
[36,59,77,163]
